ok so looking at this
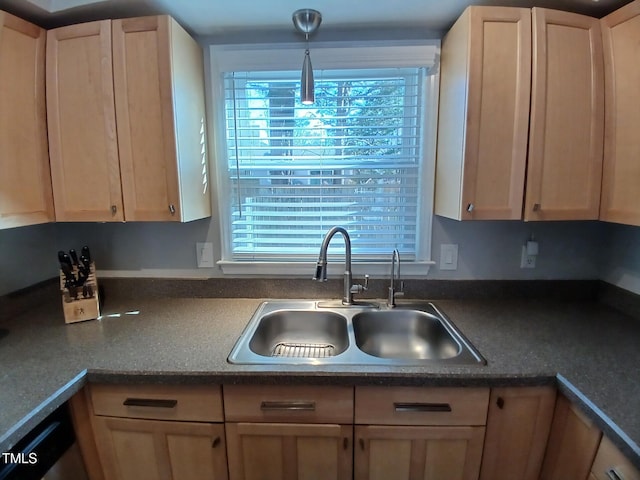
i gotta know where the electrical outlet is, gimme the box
[196,242,214,268]
[520,245,536,269]
[440,244,458,270]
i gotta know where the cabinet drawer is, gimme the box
[90,384,223,422]
[224,385,353,424]
[355,386,489,426]
[591,436,640,480]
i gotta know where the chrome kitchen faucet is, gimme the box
[387,248,404,307]
[313,226,368,305]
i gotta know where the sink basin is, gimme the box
[352,310,460,360]
[227,300,485,366]
[248,310,349,358]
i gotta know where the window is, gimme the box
[211,44,439,275]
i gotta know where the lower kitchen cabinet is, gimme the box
[223,385,353,480]
[69,382,640,480]
[226,422,352,480]
[83,384,228,480]
[93,416,228,480]
[354,425,484,480]
[479,386,556,480]
[539,393,602,480]
[354,386,489,480]
[590,435,640,480]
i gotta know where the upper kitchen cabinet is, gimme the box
[436,7,605,222]
[435,7,531,220]
[47,20,122,222]
[0,11,54,229]
[525,8,604,221]
[600,0,640,226]
[47,15,211,222]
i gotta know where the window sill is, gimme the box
[217,260,434,278]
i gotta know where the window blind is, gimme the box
[223,68,426,261]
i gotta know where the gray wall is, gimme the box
[0,223,59,295]
[600,223,640,294]
[2,215,623,296]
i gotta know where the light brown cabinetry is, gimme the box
[600,0,640,226]
[436,6,605,222]
[224,385,353,480]
[354,386,489,480]
[479,386,556,480]
[525,8,604,220]
[540,394,602,480]
[0,10,54,229]
[46,15,211,223]
[88,384,228,480]
[435,7,531,220]
[590,435,640,480]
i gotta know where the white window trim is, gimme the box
[208,41,440,277]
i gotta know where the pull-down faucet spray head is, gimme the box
[313,260,327,282]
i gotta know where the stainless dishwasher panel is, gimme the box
[0,403,88,480]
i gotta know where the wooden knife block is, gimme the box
[60,262,100,324]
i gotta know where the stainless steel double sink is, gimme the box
[228,300,486,366]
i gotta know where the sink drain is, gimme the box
[271,342,336,358]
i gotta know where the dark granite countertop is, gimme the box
[1,288,639,468]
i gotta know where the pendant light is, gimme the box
[292,9,322,105]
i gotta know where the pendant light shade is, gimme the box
[292,9,322,105]
[301,49,314,105]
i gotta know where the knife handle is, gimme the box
[69,249,79,265]
[61,262,75,281]
[80,255,91,271]
[81,245,91,263]
[58,251,72,267]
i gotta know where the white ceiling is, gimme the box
[0,0,633,39]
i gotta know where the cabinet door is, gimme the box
[525,8,604,221]
[112,16,181,221]
[93,416,228,480]
[591,436,640,480]
[226,422,352,480]
[480,386,556,480]
[435,7,530,220]
[600,0,640,226]
[354,425,485,480]
[539,394,602,480]
[0,11,54,229]
[47,20,124,221]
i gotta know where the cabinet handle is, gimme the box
[466,203,474,212]
[359,438,365,450]
[260,401,316,411]
[343,437,349,450]
[393,402,452,413]
[606,468,625,480]
[212,436,221,448]
[111,205,117,215]
[169,204,176,215]
[533,203,541,212]
[122,398,178,408]
[496,397,505,409]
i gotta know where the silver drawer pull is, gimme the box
[123,398,178,408]
[260,401,316,411]
[394,402,452,413]
[606,468,625,480]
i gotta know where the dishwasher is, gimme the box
[0,402,88,480]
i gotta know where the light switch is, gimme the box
[440,244,458,270]
[197,242,214,268]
